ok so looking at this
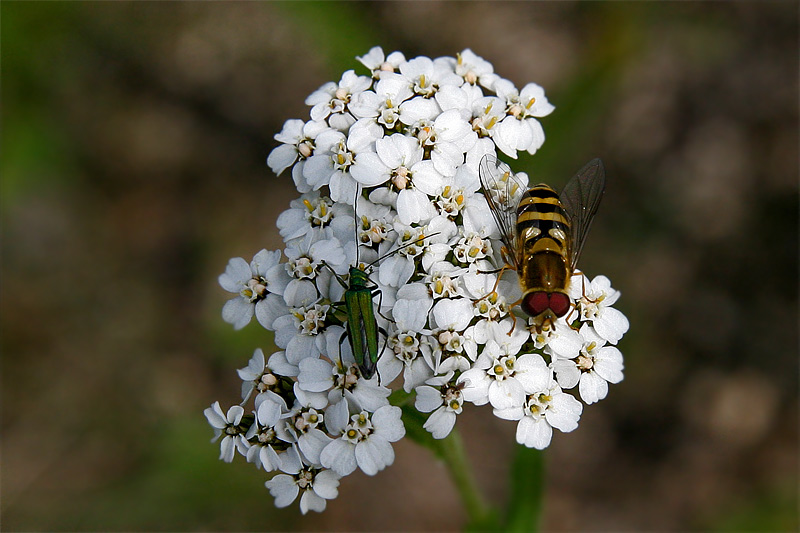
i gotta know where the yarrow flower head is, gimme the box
[207,46,629,514]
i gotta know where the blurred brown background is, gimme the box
[2,2,797,531]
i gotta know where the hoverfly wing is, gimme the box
[560,158,605,270]
[479,154,526,270]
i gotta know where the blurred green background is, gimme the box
[2,2,797,531]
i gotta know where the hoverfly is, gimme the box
[478,154,605,331]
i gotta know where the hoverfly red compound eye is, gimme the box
[549,292,570,317]
[522,291,550,316]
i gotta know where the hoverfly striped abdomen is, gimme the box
[516,185,572,318]
[516,185,571,255]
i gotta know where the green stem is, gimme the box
[438,428,493,528]
[506,446,546,532]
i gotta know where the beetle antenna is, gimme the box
[366,232,441,268]
[353,186,361,265]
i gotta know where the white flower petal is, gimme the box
[329,171,359,204]
[432,298,474,331]
[546,393,583,431]
[552,359,581,390]
[312,469,341,500]
[399,97,440,125]
[547,327,584,359]
[321,438,357,476]
[488,379,525,410]
[237,348,266,381]
[594,347,624,384]
[351,152,390,186]
[265,474,300,508]
[431,141,463,178]
[323,391,350,433]
[423,406,457,439]
[517,417,552,449]
[280,447,303,475]
[299,428,333,465]
[356,436,394,475]
[404,359,433,392]
[268,351,298,377]
[274,118,305,144]
[267,144,299,176]
[300,490,326,514]
[393,296,433,332]
[226,405,244,424]
[222,297,254,330]
[219,435,237,462]
[298,358,335,393]
[256,397,282,427]
[219,257,251,292]
[524,118,545,154]
[255,294,288,330]
[579,372,608,405]
[415,385,444,413]
[286,333,320,365]
[594,307,630,344]
[493,404,524,421]
[410,160,445,196]
[348,380,392,413]
[514,354,551,392]
[396,188,434,225]
[203,401,227,429]
[372,405,405,442]
[458,368,490,405]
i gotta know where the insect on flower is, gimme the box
[478,154,605,332]
[323,195,436,381]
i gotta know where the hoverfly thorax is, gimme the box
[479,155,605,332]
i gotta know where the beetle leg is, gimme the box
[337,330,348,397]
[371,287,393,323]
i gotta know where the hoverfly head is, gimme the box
[522,291,572,333]
[522,291,550,317]
[548,292,571,317]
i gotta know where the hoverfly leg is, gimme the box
[562,270,589,330]
[576,269,596,303]
[564,304,580,330]
[474,263,508,312]
[506,313,518,336]
[488,265,507,295]
[576,270,601,307]
[504,297,522,336]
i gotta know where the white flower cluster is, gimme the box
[206,47,629,514]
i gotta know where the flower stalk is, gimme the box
[439,427,494,528]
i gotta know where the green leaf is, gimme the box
[505,445,546,532]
